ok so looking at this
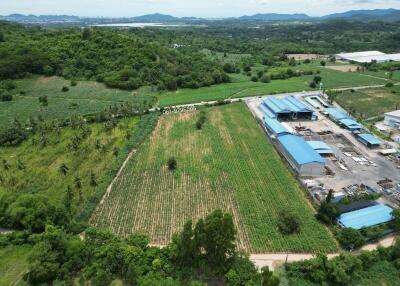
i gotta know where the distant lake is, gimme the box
[91,22,195,28]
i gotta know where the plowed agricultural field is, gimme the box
[91,103,337,253]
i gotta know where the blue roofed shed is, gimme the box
[325,108,349,121]
[277,135,325,177]
[307,141,334,155]
[325,108,362,130]
[338,118,363,131]
[264,117,291,137]
[338,204,393,230]
[357,133,383,148]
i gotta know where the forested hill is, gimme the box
[0,21,229,91]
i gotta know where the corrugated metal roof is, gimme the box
[385,110,400,118]
[264,117,290,136]
[325,108,349,121]
[336,51,400,63]
[259,104,277,119]
[336,51,385,58]
[263,96,313,115]
[357,133,383,145]
[338,204,393,230]
[307,141,334,154]
[278,135,325,165]
[338,118,362,130]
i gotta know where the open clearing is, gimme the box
[336,86,400,118]
[286,54,321,60]
[91,103,336,253]
[0,76,154,129]
[325,64,360,72]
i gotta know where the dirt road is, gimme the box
[250,235,397,270]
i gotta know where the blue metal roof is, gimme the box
[357,133,383,145]
[338,204,393,230]
[325,108,349,121]
[339,118,363,130]
[263,96,313,115]
[307,141,334,154]
[278,135,326,165]
[259,104,277,119]
[264,117,290,136]
[284,96,313,112]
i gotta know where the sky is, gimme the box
[1,0,400,18]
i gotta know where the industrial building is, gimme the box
[262,96,314,121]
[277,134,326,177]
[337,204,394,230]
[384,110,400,129]
[356,133,383,148]
[336,51,400,63]
[325,108,362,131]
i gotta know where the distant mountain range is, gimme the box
[1,9,400,25]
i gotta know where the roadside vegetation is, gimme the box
[284,239,400,285]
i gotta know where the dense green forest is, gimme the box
[0,21,229,91]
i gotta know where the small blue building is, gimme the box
[324,108,362,131]
[357,133,383,148]
[338,204,394,230]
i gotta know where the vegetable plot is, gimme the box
[91,103,337,253]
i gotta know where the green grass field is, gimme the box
[159,78,310,106]
[0,245,31,286]
[300,65,388,89]
[91,103,337,253]
[0,76,155,129]
[0,117,139,211]
[336,86,400,118]
[158,63,392,107]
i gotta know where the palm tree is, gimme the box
[59,163,69,176]
[74,176,82,189]
[90,172,97,187]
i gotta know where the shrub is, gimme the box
[61,86,69,92]
[223,63,236,73]
[70,80,78,87]
[260,75,271,83]
[309,81,317,88]
[0,90,12,101]
[313,75,322,84]
[167,157,177,171]
[385,82,394,88]
[320,60,326,67]
[251,76,258,82]
[337,228,364,250]
[278,211,300,234]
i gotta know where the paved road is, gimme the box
[250,235,396,270]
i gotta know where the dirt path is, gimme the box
[250,235,397,270]
[98,149,136,205]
